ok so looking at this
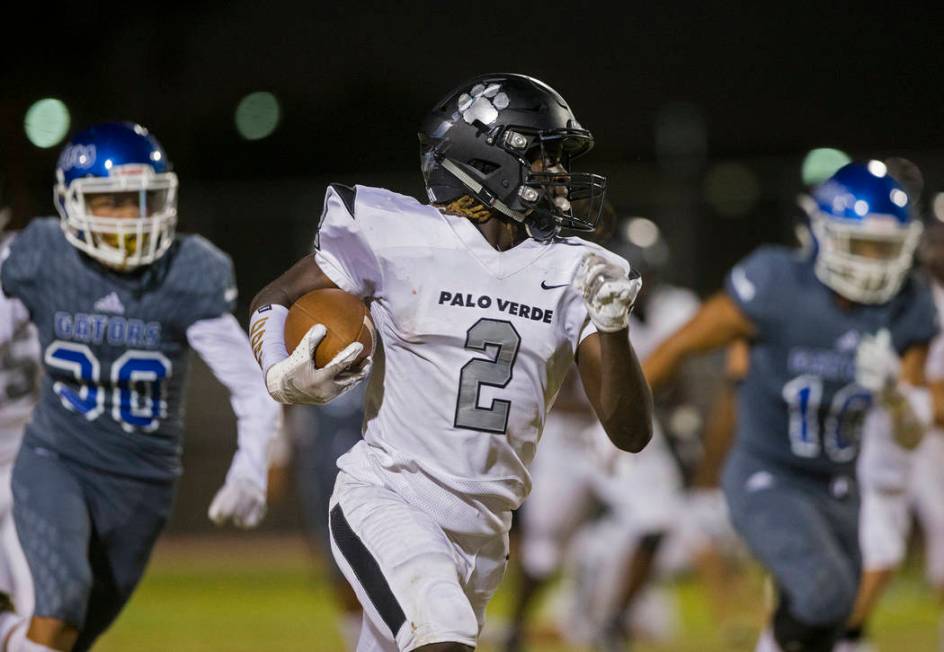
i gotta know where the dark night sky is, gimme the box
[2,2,944,294]
[4,2,944,179]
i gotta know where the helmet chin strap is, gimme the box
[439,157,559,242]
[439,158,527,224]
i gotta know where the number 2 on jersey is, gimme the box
[454,318,521,434]
[45,341,171,432]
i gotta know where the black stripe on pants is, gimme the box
[330,504,407,638]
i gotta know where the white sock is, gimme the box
[755,627,783,652]
[339,612,361,652]
[0,615,56,652]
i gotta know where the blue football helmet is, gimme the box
[808,160,922,304]
[54,122,178,270]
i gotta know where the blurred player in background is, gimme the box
[503,213,690,651]
[644,161,935,652]
[846,158,944,652]
[508,216,701,652]
[249,73,653,652]
[0,178,38,616]
[0,123,281,652]
[269,384,366,651]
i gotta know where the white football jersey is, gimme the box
[315,184,627,536]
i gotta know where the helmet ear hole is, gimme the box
[468,159,500,174]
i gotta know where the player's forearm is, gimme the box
[645,294,755,393]
[188,315,283,486]
[882,384,931,450]
[596,329,654,453]
[249,255,338,314]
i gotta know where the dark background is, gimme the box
[2,2,943,530]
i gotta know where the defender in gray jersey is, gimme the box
[643,162,937,652]
[0,123,281,652]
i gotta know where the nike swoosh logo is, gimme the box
[541,281,570,290]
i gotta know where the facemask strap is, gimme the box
[439,158,527,224]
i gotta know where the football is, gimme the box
[284,288,375,369]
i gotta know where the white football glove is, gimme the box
[208,476,267,529]
[573,253,642,332]
[855,328,900,395]
[265,324,371,405]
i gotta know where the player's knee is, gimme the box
[789,565,858,627]
[396,555,478,645]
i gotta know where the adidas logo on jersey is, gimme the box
[93,292,125,315]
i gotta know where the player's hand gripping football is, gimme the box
[573,253,643,332]
[265,324,371,405]
[855,328,900,397]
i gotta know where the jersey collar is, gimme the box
[438,210,552,279]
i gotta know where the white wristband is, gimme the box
[249,304,289,375]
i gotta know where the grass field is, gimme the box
[96,535,940,651]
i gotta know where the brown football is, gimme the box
[284,289,375,369]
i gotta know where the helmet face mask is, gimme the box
[809,161,921,304]
[419,74,607,241]
[54,122,178,271]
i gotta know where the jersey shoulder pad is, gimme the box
[166,234,237,315]
[728,244,799,299]
[327,183,357,216]
[353,184,441,221]
[1,218,65,297]
[725,244,803,326]
[890,272,939,351]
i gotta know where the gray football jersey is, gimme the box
[1,218,236,481]
[725,246,938,476]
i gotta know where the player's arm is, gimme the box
[250,255,338,314]
[577,329,652,453]
[0,237,34,348]
[572,254,652,452]
[857,333,932,450]
[188,313,283,528]
[690,339,749,488]
[248,255,369,406]
[644,292,756,393]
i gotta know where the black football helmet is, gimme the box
[418,73,606,241]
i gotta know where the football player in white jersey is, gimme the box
[0,189,38,616]
[249,73,653,652]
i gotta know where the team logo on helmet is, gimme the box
[457,83,510,126]
[58,144,96,172]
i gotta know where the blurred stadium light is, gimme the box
[625,216,661,248]
[801,147,850,186]
[235,91,281,140]
[934,193,944,223]
[24,98,70,148]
